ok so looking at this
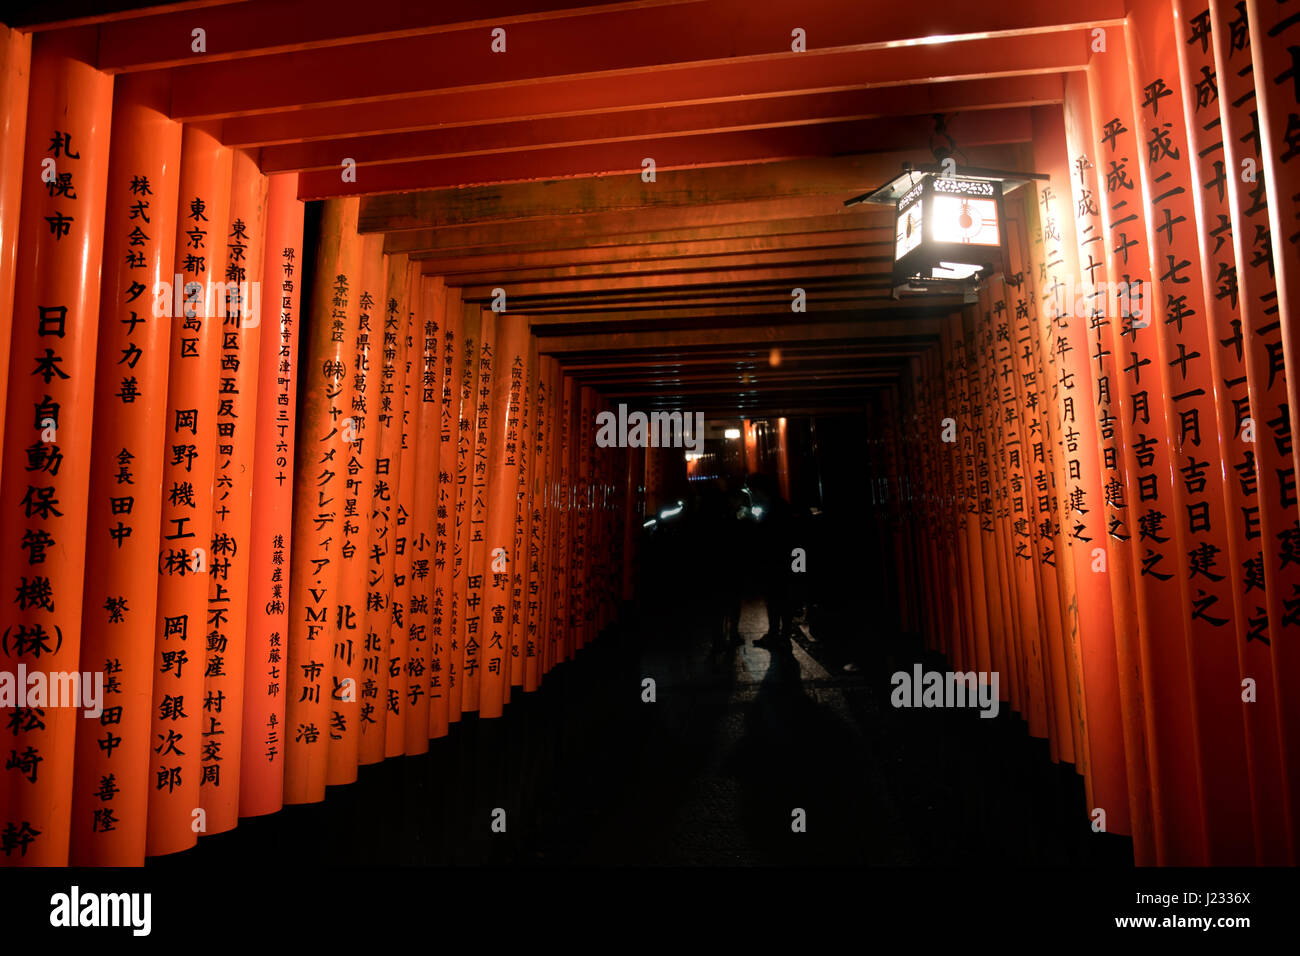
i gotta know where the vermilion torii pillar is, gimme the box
[448,304,480,716]
[1213,0,1295,864]
[0,28,112,867]
[201,149,268,835]
[70,72,181,867]
[1247,0,1300,862]
[284,197,361,806]
[403,275,445,754]
[481,312,529,717]
[384,261,421,756]
[429,287,465,739]
[331,232,383,776]
[1128,0,1254,865]
[349,235,388,768]
[0,23,30,450]
[462,308,498,713]
[239,172,303,820]
[1088,22,1207,866]
[1061,68,1156,865]
[146,122,232,858]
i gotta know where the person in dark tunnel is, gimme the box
[745,473,797,653]
[699,477,747,653]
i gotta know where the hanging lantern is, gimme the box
[846,162,1045,300]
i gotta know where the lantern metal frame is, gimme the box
[846,162,1048,301]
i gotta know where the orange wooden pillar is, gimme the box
[1127,0,1254,864]
[508,334,538,693]
[0,31,111,867]
[324,232,382,778]
[354,248,401,765]
[1029,104,1111,815]
[1247,0,1300,859]
[1006,195,1075,764]
[574,387,597,651]
[429,288,465,738]
[1248,0,1300,484]
[144,123,231,858]
[1213,0,1296,862]
[0,23,30,452]
[462,308,498,713]
[333,234,384,769]
[1172,0,1275,862]
[523,351,552,691]
[239,172,304,819]
[548,367,573,672]
[951,316,994,681]
[384,261,423,756]
[283,197,360,805]
[447,302,481,718]
[62,73,180,867]
[403,275,445,754]
[480,313,528,716]
[990,259,1050,737]
[200,149,268,835]
[1061,70,1157,863]
[1086,25,1208,865]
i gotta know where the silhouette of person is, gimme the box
[700,477,746,652]
[745,473,796,653]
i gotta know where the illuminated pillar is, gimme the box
[1213,0,1295,862]
[0,23,31,450]
[402,275,445,754]
[462,308,497,713]
[1128,0,1254,863]
[145,123,232,857]
[447,302,480,718]
[0,30,112,867]
[1062,69,1157,864]
[239,172,304,819]
[384,260,423,756]
[480,313,528,716]
[283,197,361,806]
[200,149,268,836]
[429,288,465,738]
[328,232,383,778]
[508,335,538,692]
[64,73,180,866]
[1246,0,1300,860]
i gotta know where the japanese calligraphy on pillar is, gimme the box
[0,36,112,865]
[239,172,302,819]
[147,126,231,855]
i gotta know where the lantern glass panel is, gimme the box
[895,199,923,260]
[930,194,1000,246]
